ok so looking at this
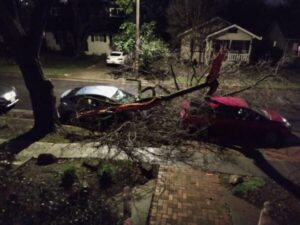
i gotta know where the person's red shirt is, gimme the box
[208,50,227,80]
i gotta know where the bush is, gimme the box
[97,163,117,188]
[232,176,265,195]
[61,165,78,188]
[113,22,169,70]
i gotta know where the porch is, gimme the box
[205,39,253,64]
[227,53,249,62]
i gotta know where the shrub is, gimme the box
[232,176,265,195]
[97,163,117,188]
[61,165,78,189]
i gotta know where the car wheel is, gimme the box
[264,131,283,147]
[59,111,76,124]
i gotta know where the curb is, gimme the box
[5,109,33,119]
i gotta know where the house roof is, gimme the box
[178,17,262,41]
[206,24,262,40]
[177,17,232,38]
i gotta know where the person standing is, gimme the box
[206,43,227,96]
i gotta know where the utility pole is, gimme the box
[135,0,140,79]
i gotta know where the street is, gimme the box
[1,74,300,132]
[0,75,140,110]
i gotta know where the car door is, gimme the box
[76,95,112,113]
[211,106,241,137]
[235,108,270,140]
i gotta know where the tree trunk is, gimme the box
[15,43,58,133]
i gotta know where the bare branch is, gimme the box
[170,64,180,90]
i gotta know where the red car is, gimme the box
[180,96,291,145]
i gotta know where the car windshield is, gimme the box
[110,52,122,56]
[250,106,269,118]
[111,90,135,103]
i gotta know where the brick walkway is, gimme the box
[148,166,232,225]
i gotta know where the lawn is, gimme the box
[0,54,105,77]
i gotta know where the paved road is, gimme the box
[0,75,140,110]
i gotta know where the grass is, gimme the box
[232,176,265,195]
[0,54,105,77]
[0,117,95,143]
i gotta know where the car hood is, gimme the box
[263,109,284,122]
[0,85,13,97]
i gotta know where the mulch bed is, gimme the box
[0,158,157,225]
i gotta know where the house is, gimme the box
[266,21,300,64]
[178,17,262,65]
[44,0,124,56]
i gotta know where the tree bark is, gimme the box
[15,43,57,133]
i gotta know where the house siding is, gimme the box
[85,35,112,56]
[44,32,61,51]
[179,18,231,62]
[216,30,252,41]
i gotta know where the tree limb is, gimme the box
[29,0,55,57]
[170,64,180,90]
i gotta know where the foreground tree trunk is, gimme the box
[0,0,58,133]
[15,46,57,132]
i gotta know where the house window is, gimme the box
[230,41,250,53]
[292,42,299,56]
[109,7,124,17]
[91,35,107,43]
[50,7,60,16]
[100,36,107,42]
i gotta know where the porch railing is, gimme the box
[227,53,249,62]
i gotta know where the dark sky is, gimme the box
[264,0,288,6]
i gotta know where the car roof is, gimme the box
[209,96,249,108]
[110,51,123,54]
[76,85,118,99]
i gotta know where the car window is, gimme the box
[76,96,107,112]
[111,90,135,103]
[214,106,239,119]
[111,52,122,56]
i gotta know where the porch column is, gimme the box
[248,40,253,63]
[205,39,212,65]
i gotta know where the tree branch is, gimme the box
[170,64,180,90]
[0,0,26,44]
[29,0,55,56]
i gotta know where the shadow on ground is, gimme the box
[0,128,49,157]
[211,133,300,201]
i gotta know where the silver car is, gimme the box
[0,85,19,114]
[58,85,136,123]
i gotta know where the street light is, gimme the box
[135,0,140,79]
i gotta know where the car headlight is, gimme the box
[282,118,291,128]
[3,91,16,101]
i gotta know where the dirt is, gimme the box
[0,158,158,225]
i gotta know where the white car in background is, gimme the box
[106,51,128,65]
